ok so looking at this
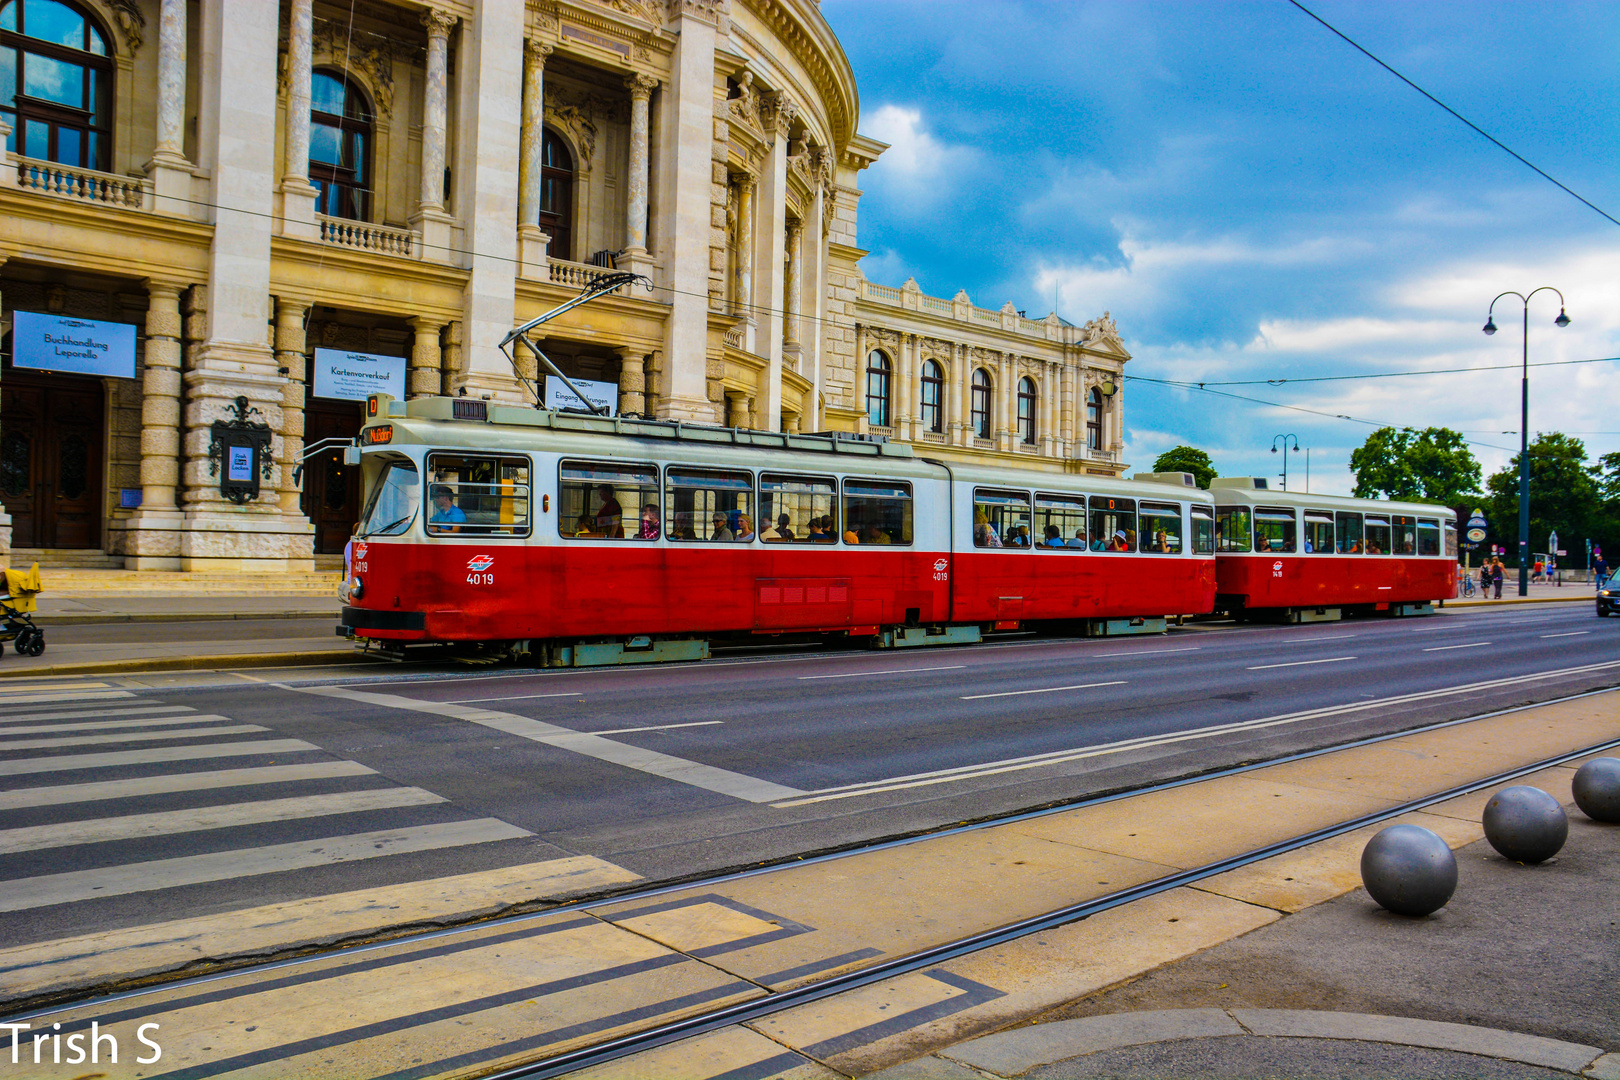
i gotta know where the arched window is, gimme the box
[309,70,372,220]
[0,0,112,170]
[919,360,943,434]
[1017,377,1037,445]
[541,128,574,260]
[970,368,992,439]
[1086,387,1103,451]
[865,350,891,427]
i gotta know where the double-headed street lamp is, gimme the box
[1271,433,1300,491]
[1483,288,1570,596]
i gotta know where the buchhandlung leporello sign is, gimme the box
[13,311,137,379]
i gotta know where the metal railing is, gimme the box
[14,156,152,210]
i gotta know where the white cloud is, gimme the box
[862,104,973,199]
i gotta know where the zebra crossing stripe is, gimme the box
[4,690,135,706]
[0,724,267,751]
[0,819,533,912]
[0,739,321,776]
[0,704,194,725]
[0,788,448,854]
[0,713,233,736]
[0,761,377,810]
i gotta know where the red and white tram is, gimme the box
[339,394,1218,662]
[1208,479,1458,621]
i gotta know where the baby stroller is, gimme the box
[0,562,45,658]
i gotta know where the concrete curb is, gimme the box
[33,610,337,626]
[1445,594,1595,608]
[928,1008,1612,1078]
[0,649,380,678]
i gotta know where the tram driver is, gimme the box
[430,485,466,533]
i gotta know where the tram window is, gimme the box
[1443,521,1458,558]
[1035,492,1086,550]
[1253,507,1296,553]
[1215,507,1251,553]
[358,456,419,537]
[1363,515,1390,555]
[1392,515,1417,555]
[1304,511,1335,554]
[974,488,1031,548]
[1138,501,1182,554]
[1089,496,1136,552]
[426,453,530,536]
[1190,505,1215,555]
[759,473,835,543]
[844,479,913,545]
[558,460,657,540]
[1417,518,1441,557]
[1337,511,1364,554]
[666,467,754,542]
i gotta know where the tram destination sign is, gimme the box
[12,311,136,379]
[313,348,407,402]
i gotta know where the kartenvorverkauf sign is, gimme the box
[12,311,136,379]
[313,348,406,401]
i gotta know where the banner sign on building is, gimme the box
[312,348,407,402]
[545,376,618,416]
[12,311,136,379]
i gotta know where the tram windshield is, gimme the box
[357,457,419,537]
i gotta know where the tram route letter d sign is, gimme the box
[208,397,274,505]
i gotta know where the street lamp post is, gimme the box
[1483,288,1570,597]
[1271,433,1300,491]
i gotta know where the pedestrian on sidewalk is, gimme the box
[1491,558,1505,599]
[1479,562,1492,599]
[1594,555,1609,589]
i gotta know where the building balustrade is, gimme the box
[12,156,154,211]
[317,215,416,257]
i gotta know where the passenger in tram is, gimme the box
[429,485,466,532]
[669,512,695,540]
[594,485,623,537]
[638,504,661,540]
[775,514,795,541]
[844,521,860,543]
[864,523,890,545]
[1154,529,1172,553]
[1008,525,1030,547]
[709,513,734,542]
[573,514,596,537]
[1043,524,1065,547]
[805,518,825,541]
[735,514,756,542]
[1074,528,1088,547]
[1108,529,1131,552]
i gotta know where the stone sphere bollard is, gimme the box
[1572,758,1620,823]
[1360,824,1457,916]
[1482,785,1567,863]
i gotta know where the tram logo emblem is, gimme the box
[353,542,368,560]
[933,558,948,572]
[466,554,495,573]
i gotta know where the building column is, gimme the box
[783,218,803,363]
[620,73,658,278]
[407,317,444,399]
[618,347,647,416]
[1040,360,1057,456]
[947,343,964,445]
[1060,360,1075,456]
[146,0,192,215]
[896,332,913,436]
[735,173,756,339]
[276,0,318,238]
[642,350,663,417]
[516,38,553,279]
[996,352,1013,450]
[411,8,457,259]
[273,298,310,517]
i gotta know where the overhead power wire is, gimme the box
[1289,0,1620,229]
[1177,355,1620,387]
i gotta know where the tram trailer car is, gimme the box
[1208,478,1457,622]
[338,394,1217,663]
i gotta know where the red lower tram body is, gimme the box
[344,541,1218,644]
[1216,554,1456,616]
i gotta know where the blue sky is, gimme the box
[820,0,1620,496]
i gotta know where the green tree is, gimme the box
[1349,426,1480,504]
[1484,433,1600,565]
[1152,445,1217,488]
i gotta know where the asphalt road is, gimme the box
[1,603,1613,952]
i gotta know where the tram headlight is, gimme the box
[348,575,364,601]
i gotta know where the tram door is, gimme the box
[0,370,105,548]
[301,397,364,554]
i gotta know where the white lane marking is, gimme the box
[1246,657,1356,670]
[1423,642,1492,652]
[0,714,233,736]
[591,721,723,735]
[962,680,1127,701]
[770,663,1620,808]
[0,740,320,777]
[295,685,804,803]
[0,724,266,751]
[2,690,134,706]
[0,788,447,854]
[0,762,376,811]
[1278,635,1355,644]
[450,692,583,703]
[1089,648,1201,658]
[1540,631,1590,639]
[798,665,966,681]
[0,704,194,726]
[0,819,531,913]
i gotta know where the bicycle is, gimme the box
[1458,574,1476,598]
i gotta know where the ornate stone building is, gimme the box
[0,0,1128,571]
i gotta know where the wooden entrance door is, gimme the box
[0,371,105,548]
[301,396,365,554]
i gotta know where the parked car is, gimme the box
[1600,576,1618,617]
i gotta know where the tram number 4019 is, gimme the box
[465,554,496,585]
[466,572,495,585]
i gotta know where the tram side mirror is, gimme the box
[343,447,361,466]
